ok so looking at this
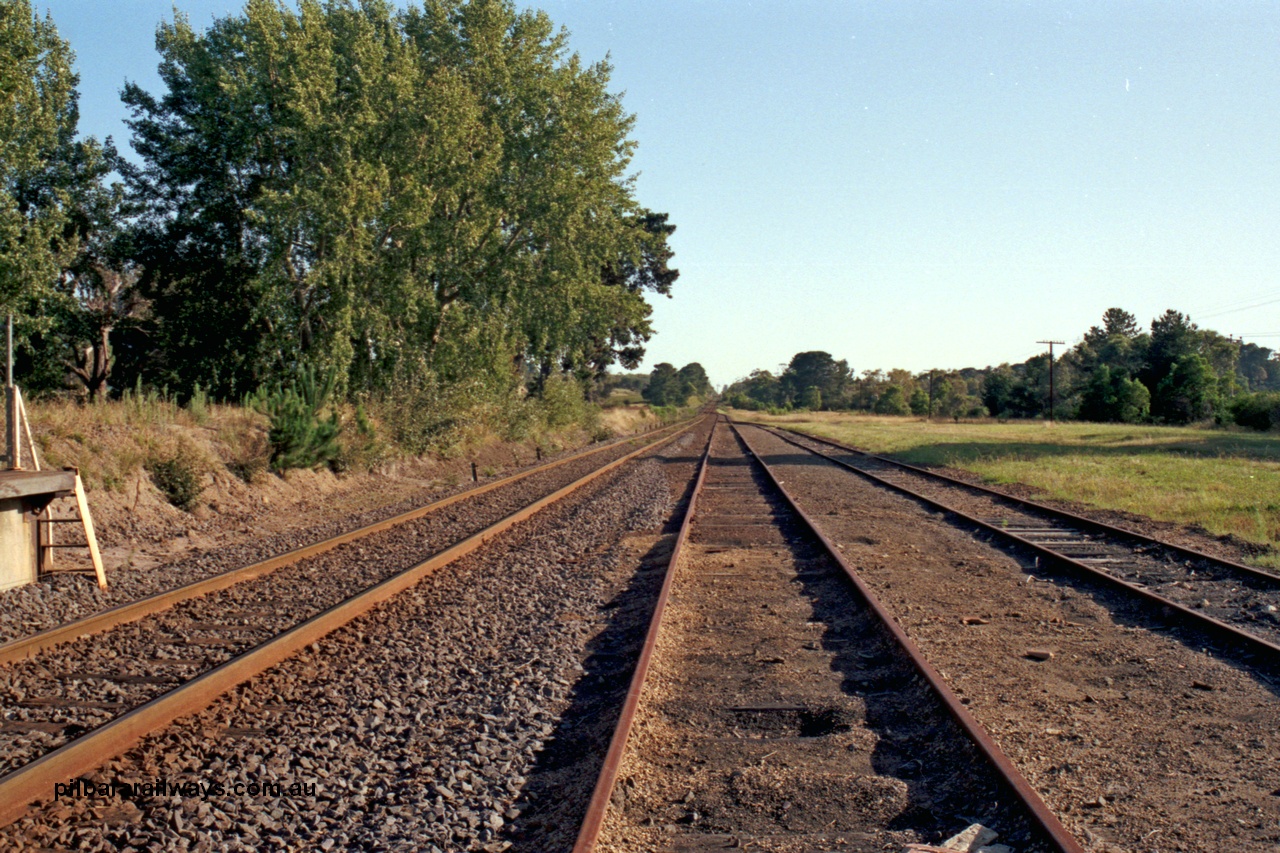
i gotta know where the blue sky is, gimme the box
[40,0,1280,386]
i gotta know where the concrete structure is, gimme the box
[0,469,77,591]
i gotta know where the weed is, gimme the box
[186,383,210,425]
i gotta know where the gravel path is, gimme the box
[1,423,712,852]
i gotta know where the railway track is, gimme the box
[756,423,1280,667]
[575,418,1083,853]
[728,421,1280,851]
[0,416,704,830]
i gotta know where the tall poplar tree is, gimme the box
[0,0,78,313]
[122,0,675,400]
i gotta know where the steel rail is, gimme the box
[731,423,1087,853]
[571,415,716,852]
[0,419,693,667]
[771,424,1280,587]
[0,416,709,831]
[754,423,1280,666]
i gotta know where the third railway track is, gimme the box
[729,420,1280,851]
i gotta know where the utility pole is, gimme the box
[1037,340,1065,423]
[927,369,935,420]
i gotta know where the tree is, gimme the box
[1154,354,1218,424]
[1142,310,1200,392]
[780,351,850,409]
[873,384,909,415]
[0,0,79,315]
[1078,365,1150,423]
[799,385,821,410]
[724,369,781,409]
[676,362,712,398]
[642,362,684,406]
[121,0,673,400]
[982,367,1016,418]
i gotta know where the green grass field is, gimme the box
[729,410,1280,567]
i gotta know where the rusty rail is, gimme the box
[0,419,693,667]
[772,423,1280,588]
[0,416,708,830]
[731,423,1086,853]
[758,424,1280,665]
[572,416,716,852]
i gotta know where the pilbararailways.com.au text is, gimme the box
[54,777,316,801]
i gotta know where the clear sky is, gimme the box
[39,0,1280,387]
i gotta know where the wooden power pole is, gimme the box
[1037,340,1065,423]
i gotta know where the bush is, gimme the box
[332,403,389,473]
[1230,392,1280,431]
[147,441,207,510]
[185,383,210,425]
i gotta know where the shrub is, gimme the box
[332,403,389,473]
[186,383,210,425]
[1230,392,1280,431]
[147,441,207,510]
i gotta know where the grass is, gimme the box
[27,392,670,502]
[30,396,263,493]
[730,410,1280,567]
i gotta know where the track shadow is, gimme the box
[501,532,675,852]
[787,539,1046,849]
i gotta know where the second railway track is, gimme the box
[576,418,1079,853]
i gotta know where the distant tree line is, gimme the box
[1,0,676,445]
[725,308,1280,430]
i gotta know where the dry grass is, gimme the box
[29,397,262,493]
[600,403,662,436]
[731,410,1280,567]
[28,395,663,498]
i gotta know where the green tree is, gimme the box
[677,362,712,398]
[799,385,821,410]
[873,384,909,415]
[1078,365,1149,423]
[724,368,781,409]
[642,362,685,406]
[121,0,673,401]
[908,386,929,416]
[0,0,79,315]
[981,367,1016,417]
[1141,309,1200,392]
[781,351,850,408]
[1153,353,1218,424]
